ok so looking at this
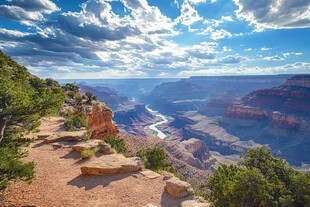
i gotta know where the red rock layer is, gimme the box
[84,101,119,140]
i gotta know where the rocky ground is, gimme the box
[1,117,209,207]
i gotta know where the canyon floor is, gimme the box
[1,117,207,207]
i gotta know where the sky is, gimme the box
[0,0,309,79]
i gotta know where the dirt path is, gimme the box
[1,117,199,207]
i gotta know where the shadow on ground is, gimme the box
[67,172,139,190]
[160,191,195,207]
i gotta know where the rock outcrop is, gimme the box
[71,140,113,154]
[181,138,211,163]
[44,131,87,143]
[165,177,194,198]
[80,154,143,176]
[83,101,119,140]
[156,138,216,170]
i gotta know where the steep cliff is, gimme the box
[82,101,119,139]
[114,103,155,136]
[61,89,119,140]
[225,75,310,130]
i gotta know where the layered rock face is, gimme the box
[114,103,155,136]
[83,101,119,139]
[181,138,211,164]
[156,138,216,170]
[225,75,310,130]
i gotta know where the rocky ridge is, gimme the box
[225,74,310,130]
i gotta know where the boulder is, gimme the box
[72,140,101,152]
[165,177,194,198]
[80,154,143,175]
[44,131,87,143]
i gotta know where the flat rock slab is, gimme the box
[71,140,102,152]
[181,200,210,207]
[52,141,76,149]
[44,131,87,143]
[140,170,160,179]
[165,177,194,198]
[81,154,143,176]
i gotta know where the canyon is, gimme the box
[71,74,310,169]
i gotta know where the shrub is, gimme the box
[83,130,93,141]
[81,147,98,159]
[85,91,97,104]
[105,135,126,154]
[136,147,172,172]
[64,112,87,131]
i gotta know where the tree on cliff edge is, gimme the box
[0,51,65,198]
[208,147,310,207]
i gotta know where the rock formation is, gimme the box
[225,74,310,130]
[82,101,119,139]
[80,154,143,175]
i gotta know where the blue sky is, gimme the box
[0,0,309,79]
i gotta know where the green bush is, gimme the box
[105,135,126,154]
[207,147,310,207]
[136,147,173,172]
[64,112,87,131]
[85,91,97,104]
[81,147,98,159]
[83,130,93,141]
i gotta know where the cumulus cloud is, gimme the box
[233,0,310,31]
[210,29,232,40]
[58,0,140,41]
[176,0,203,26]
[0,0,59,25]
[219,54,247,64]
[5,0,59,13]
[186,42,218,59]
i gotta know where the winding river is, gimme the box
[145,105,168,140]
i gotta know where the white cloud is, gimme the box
[187,0,206,4]
[176,1,203,26]
[233,0,310,31]
[0,0,59,25]
[261,47,271,51]
[210,29,232,40]
[223,46,232,52]
[283,52,303,58]
[262,55,284,61]
[177,62,310,77]
[5,0,59,13]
